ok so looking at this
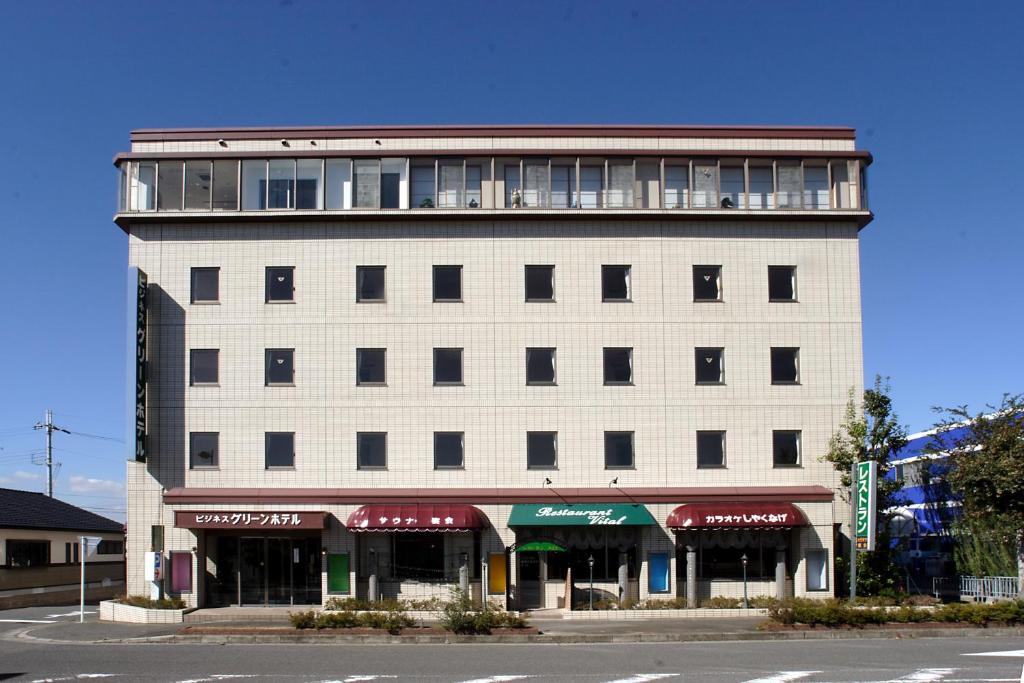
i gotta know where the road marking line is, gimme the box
[743,673,820,683]
[887,670,956,682]
[0,619,56,623]
[31,676,120,682]
[455,677,533,683]
[965,651,1024,658]
[46,610,96,618]
[603,675,679,683]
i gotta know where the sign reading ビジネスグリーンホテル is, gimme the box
[855,460,877,551]
[174,511,327,530]
[127,267,148,462]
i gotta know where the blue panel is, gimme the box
[648,552,669,593]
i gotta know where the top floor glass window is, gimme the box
[551,165,576,208]
[664,165,689,209]
[504,164,521,207]
[212,160,239,210]
[129,161,156,211]
[325,158,352,210]
[692,162,718,208]
[804,165,828,209]
[411,164,435,208]
[184,160,212,210]
[241,160,267,210]
[438,162,464,208]
[606,162,634,208]
[720,166,744,209]
[466,165,482,208]
[296,159,324,210]
[748,165,774,210]
[777,162,803,209]
[354,160,380,208]
[579,165,603,208]
[268,159,296,209]
[157,161,183,211]
[523,161,550,208]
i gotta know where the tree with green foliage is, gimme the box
[930,393,1024,595]
[822,377,909,596]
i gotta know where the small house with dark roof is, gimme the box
[0,488,125,608]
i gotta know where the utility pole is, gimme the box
[33,410,69,497]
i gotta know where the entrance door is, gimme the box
[239,537,265,605]
[266,538,291,605]
[517,552,541,609]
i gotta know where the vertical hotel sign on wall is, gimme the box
[854,460,877,551]
[127,267,148,462]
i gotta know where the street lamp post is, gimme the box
[740,553,749,609]
[588,555,595,611]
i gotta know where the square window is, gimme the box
[433,265,462,302]
[265,349,294,385]
[773,430,801,467]
[769,266,797,301]
[357,432,387,469]
[189,432,218,468]
[356,266,386,302]
[433,348,463,385]
[265,432,294,468]
[190,349,219,385]
[696,431,725,468]
[266,267,294,302]
[771,347,800,384]
[527,432,557,469]
[190,268,219,303]
[526,348,556,385]
[602,265,631,301]
[434,432,464,469]
[603,348,633,385]
[604,431,634,469]
[356,348,386,385]
[525,265,555,301]
[693,265,722,301]
[695,348,724,384]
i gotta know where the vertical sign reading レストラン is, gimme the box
[854,460,877,551]
[127,267,148,462]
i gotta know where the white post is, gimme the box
[79,537,86,623]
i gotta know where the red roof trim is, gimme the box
[129,124,856,143]
[163,486,834,505]
[667,502,809,529]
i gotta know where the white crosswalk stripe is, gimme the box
[601,675,679,683]
[454,677,532,683]
[887,670,957,682]
[742,673,820,683]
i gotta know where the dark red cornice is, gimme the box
[130,124,857,143]
[162,486,834,506]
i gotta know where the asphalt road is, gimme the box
[0,605,1021,683]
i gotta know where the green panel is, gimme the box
[328,553,350,593]
[508,503,656,527]
[515,541,566,552]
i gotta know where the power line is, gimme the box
[66,430,125,444]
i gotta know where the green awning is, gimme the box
[515,541,566,552]
[508,504,656,527]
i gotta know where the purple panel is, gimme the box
[170,551,192,593]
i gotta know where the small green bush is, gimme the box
[767,598,1024,627]
[289,610,318,629]
[117,595,186,609]
[700,597,742,609]
[748,596,780,609]
[439,588,526,634]
[634,597,688,609]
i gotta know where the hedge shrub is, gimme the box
[767,598,1024,627]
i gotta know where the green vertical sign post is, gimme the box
[855,460,877,552]
[849,460,877,602]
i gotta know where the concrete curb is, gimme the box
[19,625,1023,646]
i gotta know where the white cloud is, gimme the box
[0,470,42,485]
[67,476,125,496]
[14,470,41,480]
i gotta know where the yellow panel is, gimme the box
[488,552,506,594]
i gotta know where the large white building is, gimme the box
[115,124,871,609]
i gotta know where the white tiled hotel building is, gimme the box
[115,124,871,609]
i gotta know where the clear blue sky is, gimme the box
[1,1,1021,521]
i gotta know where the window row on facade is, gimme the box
[190,264,799,305]
[119,156,866,213]
[188,429,804,470]
[189,346,802,387]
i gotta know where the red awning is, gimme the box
[346,504,487,532]
[667,503,808,529]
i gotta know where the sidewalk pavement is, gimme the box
[3,604,1022,645]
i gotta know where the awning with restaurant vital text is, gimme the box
[508,503,656,527]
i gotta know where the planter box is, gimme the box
[99,599,188,624]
